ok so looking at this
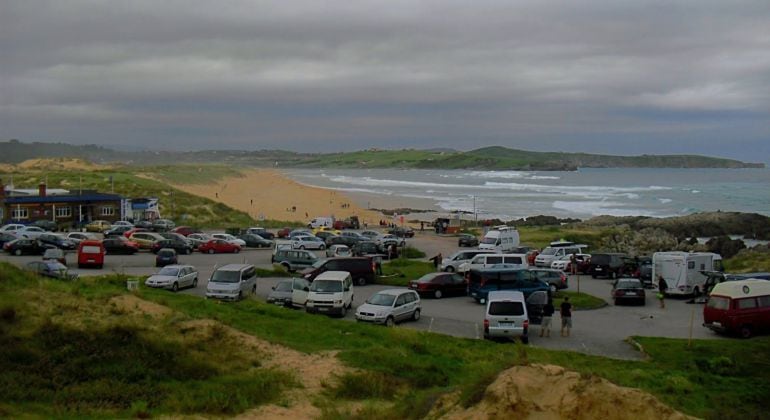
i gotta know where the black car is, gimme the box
[326,235,359,247]
[155,248,178,267]
[588,253,632,279]
[37,233,77,250]
[529,268,568,293]
[611,278,646,305]
[351,241,383,256]
[31,219,58,232]
[135,220,153,229]
[103,237,139,255]
[238,233,274,248]
[3,239,50,256]
[314,231,338,242]
[249,228,275,240]
[0,232,16,247]
[104,226,133,237]
[25,261,77,280]
[151,239,193,255]
[389,227,415,238]
[458,234,479,247]
[636,257,653,286]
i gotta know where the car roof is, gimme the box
[161,264,193,270]
[314,270,351,281]
[375,289,416,296]
[488,290,525,301]
[216,263,254,271]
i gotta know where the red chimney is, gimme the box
[38,182,47,197]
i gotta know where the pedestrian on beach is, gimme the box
[430,253,443,270]
[657,275,668,308]
[540,298,555,337]
[560,297,572,337]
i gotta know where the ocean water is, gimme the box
[283,168,770,220]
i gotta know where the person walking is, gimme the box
[430,253,443,270]
[570,252,578,276]
[560,296,572,337]
[540,298,555,337]
[657,275,668,309]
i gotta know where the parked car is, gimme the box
[551,253,591,273]
[25,260,76,280]
[272,249,318,272]
[16,226,47,240]
[301,257,375,286]
[186,233,212,248]
[205,264,257,301]
[704,279,770,338]
[389,227,415,238]
[238,233,274,248]
[351,241,382,256]
[77,240,105,269]
[155,248,178,267]
[458,233,479,247]
[112,220,134,228]
[145,265,198,291]
[314,231,338,242]
[66,232,97,244]
[306,271,354,317]
[267,278,311,308]
[340,231,367,243]
[467,267,549,304]
[123,227,150,239]
[326,244,351,257]
[588,253,632,279]
[292,236,326,250]
[134,220,154,229]
[0,224,26,233]
[103,237,140,255]
[376,234,405,248]
[211,233,247,247]
[312,226,341,236]
[4,239,50,256]
[129,231,165,250]
[85,220,112,233]
[289,230,313,239]
[246,227,275,240]
[635,257,653,286]
[43,248,67,265]
[152,239,193,255]
[31,219,59,232]
[360,230,381,239]
[611,278,646,305]
[440,250,493,273]
[529,268,568,293]
[171,226,200,236]
[0,232,17,247]
[356,289,421,326]
[483,291,530,343]
[37,233,77,250]
[277,227,292,238]
[408,272,468,299]
[152,218,176,232]
[104,225,133,237]
[199,239,241,254]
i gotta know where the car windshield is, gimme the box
[617,280,641,289]
[591,255,611,264]
[158,267,179,276]
[417,273,439,283]
[275,281,292,292]
[211,270,240,283]
[480,237,497,245]
[367,293,396,306]
[310,280,342,292]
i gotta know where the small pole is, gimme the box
[688,307,695,348]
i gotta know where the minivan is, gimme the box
[440,250,493,272]
[467,267,549,304]
[302,257,375,286]
[205,264,257,301]
[458,253,529,273]
[703,279,770,338]
[305,271,354,317]
[272,249,318,272]
[483,291,529,343]
[77,240,105,269]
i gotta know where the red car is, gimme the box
[408,272,468,299]
[123,227,149,238]
[171,226,200,236]
[198,239,241,254]
[277,227,292,238]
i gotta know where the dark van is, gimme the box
[588,253,633,279]
[467,267,550,304]
[302,257,375,286]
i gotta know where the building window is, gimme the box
[12,208,29,219]
[100,206,116,216]
[55,207,72,218]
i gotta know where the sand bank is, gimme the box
[167,169,387,225]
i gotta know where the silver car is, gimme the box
[326,244,351,257]
[205,264,257,301]
[267,278,311,307]
[483,291,529,343]
[145,264,199,291]
[355,289,421,327]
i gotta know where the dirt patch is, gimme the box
[439,364,695,420]
[108,295,173,318]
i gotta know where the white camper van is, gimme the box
[307,217,334,229]
[478,226,520,253]
[653,252,723,296]
[534,241,588,268]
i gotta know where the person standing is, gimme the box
[540,298,555,337]
[430,253,443,270]
[658,275,668,309]
[560,296,572,337]
[570,252,578,276]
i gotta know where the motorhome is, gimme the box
[478,226,520,253]
[534,241,588,268]
[653,252,723,296]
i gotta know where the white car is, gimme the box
[355,289,421,326]
[326,244,351,257]
[292,236,326,250]
[66,232,97,244]
[376,234,405,247]
[16,226,47,239]
[360,230,381,239]
[551,253,591,272]
[211,233,246,247]
[145,265,199,292]
[0,224,26,233]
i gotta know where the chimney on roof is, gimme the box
[38,182,47,197]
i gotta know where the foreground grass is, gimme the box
[2,263,769,418]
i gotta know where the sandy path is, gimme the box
[167,169,385,226]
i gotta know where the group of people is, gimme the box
[539,296,572,338]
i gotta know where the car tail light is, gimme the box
[483,318,489,332]
[523,320,529,329]
[560,273,567,285]
[615,290,625,296]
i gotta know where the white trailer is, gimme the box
[652,252,723,296]
[478,226,520,253]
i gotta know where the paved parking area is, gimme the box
[1,230,724,360]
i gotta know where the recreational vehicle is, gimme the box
[478,226,520,253]
[653,252,723,296]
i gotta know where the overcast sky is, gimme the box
[2,1,769,162]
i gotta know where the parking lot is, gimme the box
[1,230,724,360]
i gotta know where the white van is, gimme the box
[458,253,529,273]
[308,217,334,229]
[205,264,257,301]
[483,290,529,343]
[653,251,723,296]
[440,250,494,272]
[534,244,588,268]
[305,271,354,317]
[478,226,520,253]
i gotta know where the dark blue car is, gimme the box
[467,267,550,304]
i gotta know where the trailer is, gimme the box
[652,252,723,296]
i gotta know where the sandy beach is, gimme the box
[167,169,389,226]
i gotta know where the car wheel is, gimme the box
[340,305,347,318]
[692,287,701,297]
[412,309,421,321]
[434,289,443,299]
[385,316,395,327]
[356,277,366,286]
[549,284,557,294]
[14,249,22,256]
[172,282,179,292]
[320,244,325,250]
[445,266,455,272]
[234,248,240,253]
[740,325,753,339]
[299,245,305,250]
[192,277,198,288]
[208,249,214,254]
[185,248,191,255]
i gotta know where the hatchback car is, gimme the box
[4,239,49,256]
[26,260,76,280]
[43,248,67,265]
[292,236,326,250]
[37,233,77,250]
[31,219,59,232]
[145,265,198,291]
[611,278,646,305]
[267,278,311,308]
[238,233,274,248]
[152,219,176,232]
[16,226,47,239]
[408,272,467,299]
[458,233,479,247]
[186,233,212,249]
[355,289,421,326]
[529,268,568,294]
[199,239,241,254]
[155,248,178,267]
[211,233,247,247]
